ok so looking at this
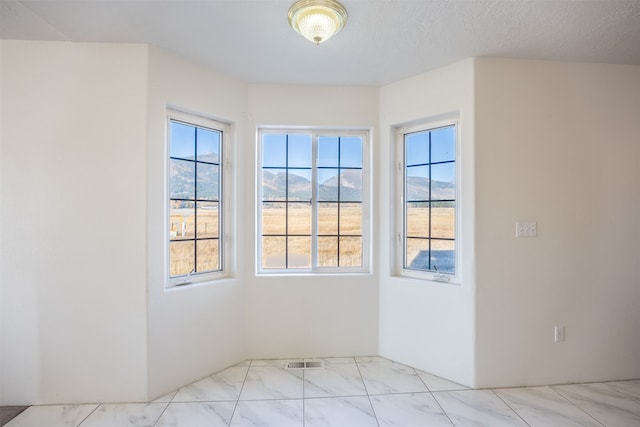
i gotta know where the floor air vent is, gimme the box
[285,360,325,370]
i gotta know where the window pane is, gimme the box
[259,130,368,272]
[288,170,311,201]
[431,163,455,200]
[262,236,286,269]
[168,116,226,282]
[405,238,429,271]
[169,201,195,240]
[288,134,312,168]
[339,203,362,235]
[170,240,195,277]
[405,131,428,166]
[170,121,195,159]
[318,236,338,267]
[340,136,362,168]
[339,236,362,267]
[288,203,311,235]
[318,168,339,201]
[318,136,338,167]
[406,202,429,238]
[263,134,287,167]
[406,165,429,201]
[340,169,362,202]
[262,169,286,201]
[197,128,220,163]
[196,239,219,272]
[431,239,455,274]
[262,202,286,235]
[197,163,219,200]
[288,236,311,268]
[431,205,455,239]
[431,126,455,163]
[197,201,218,238]
[402,124,456,276]
[170,159,195,199]
[318,203,338,235]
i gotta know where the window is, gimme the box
[398,121,457,279]
[168,111,228,282]
[259,130,369,273]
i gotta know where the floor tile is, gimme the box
[173,366,247,402]
[5,358,638,427]
[0,407,29,426]
[495,386,604,427]
[358,362,428,395]
[553,382,640,427]
[230,399,303,427]
[370,392,454,427]
[434,389,528,426]
[5,404,98,427]
[239,366,304,400]
[603,380,640,400]
[154,402,234,427]
[416,370,469,391]
[250,359,301,367]
[355,356,393,363]
[304,363,367,398]
[306,357,356,364]
[305,396,378,427]
[149,391,176,403]
[78,403,167,427]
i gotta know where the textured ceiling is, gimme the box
[1,0,639,86]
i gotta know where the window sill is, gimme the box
[256,269,371,277]
[397,270,461,286]
[165,272,232,290]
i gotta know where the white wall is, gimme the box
[145,47,248,399]
[245,84,380,359]
[474,59,640,387]
[3,40,638,405]
[0,41,149,404]
[378,60,476,387]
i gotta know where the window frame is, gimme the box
[395,117,460,284]
[257,127,371,275]
[166,109,231,287]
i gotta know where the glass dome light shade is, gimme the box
[288,0,348,45]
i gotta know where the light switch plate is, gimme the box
[516,222,537,237]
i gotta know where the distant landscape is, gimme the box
[262,169,455,202]
[169,163,455,274]
[262,169,362,201]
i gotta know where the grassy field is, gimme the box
[169,206,219,276]
[261,204,362,268]
[405,207,455,267]
[169,205,454,274]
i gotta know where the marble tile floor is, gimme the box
[5,356,640,427]
[1,407,28,426]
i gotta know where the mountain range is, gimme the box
[171,161,454,202]
[170,157,219,200]
[262,169,362,201]
[262,170,454,202]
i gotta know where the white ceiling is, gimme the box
[2,0,639,86]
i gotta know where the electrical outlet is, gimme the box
[516,222,537,237]
[554,326,565,342]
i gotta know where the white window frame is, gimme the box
[394,117,460,284]
[257,127,371,275]
[166,109,232,287]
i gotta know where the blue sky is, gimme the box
[170,121,220,160]
[262,134,363,170]
[405,126,455,183]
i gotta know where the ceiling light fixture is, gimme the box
[288,0,348,45]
